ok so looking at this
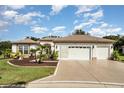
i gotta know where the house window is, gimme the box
[18,45,29,54]
[24,45,29,54]
[18,45,23,54]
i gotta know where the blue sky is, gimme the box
[0,5,124,41]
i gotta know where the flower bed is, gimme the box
[9,58,58,66]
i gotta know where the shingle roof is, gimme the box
[12,38,39,44]
[53,35,115,43]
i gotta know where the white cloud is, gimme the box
[73,20,78,25]
[100,22,108,28]
[50,5,67,15]
[89,22,122,37]
[84,9,103,20]
[82,19,97,27]
[15,14,31,24]
[14,12,45,24]
[7,5,25,10]
[89,28,105,37]
[0,20,9,31]
[52,26,66,33]
[74,24,83,30]
[74,6,103,31]
[24,12,44,18]
[31,25,48,34]
[2,10,18,18]
[106,27,122,33]
[75,5,98,15]
[74,19,97,30]
[2,10,46,25]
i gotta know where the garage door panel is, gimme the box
[68,47,90,60]
[96,47,109,59]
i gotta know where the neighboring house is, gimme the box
[12,35,114,60]
[122,46,124,54]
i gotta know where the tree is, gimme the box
[26,36,40,41]
[114,36,124,50]
[103,35,120,41]
[0,41,11,51]
[30,36,40,41]
[72,29,85,35]
[0,41,12,58]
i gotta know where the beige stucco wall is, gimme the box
[40,41,54,52]
[12,44,17,53]
[30,44,38,49]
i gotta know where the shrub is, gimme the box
[30,48,37,58]
[36,54,46,63]
[52,50,58,60]
[11,51,22,59]
[112,50,120,61]
[3,49,11,58]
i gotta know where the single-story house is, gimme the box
[12,35,114,60]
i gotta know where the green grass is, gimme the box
[0,58,55,85]
[118,52,124,62]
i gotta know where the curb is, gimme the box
[27,80,124,87]
[7,61,56,68]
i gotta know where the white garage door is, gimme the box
[96,46,109,60]
[68,46,90,60]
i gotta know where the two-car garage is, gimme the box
[59,45,110,60]
[54,35,114,61]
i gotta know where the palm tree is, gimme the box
[36,45,48,63]
[30,48,37,59]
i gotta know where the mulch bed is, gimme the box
[9,58,58,66]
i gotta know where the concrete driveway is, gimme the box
[27,60,124,88]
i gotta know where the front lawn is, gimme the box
[118,52,124,62]
[0,58,55,85]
